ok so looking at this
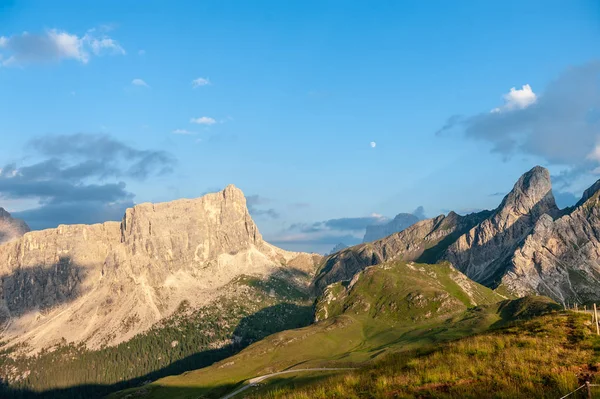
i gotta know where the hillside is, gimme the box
[244,309,595,399]
[109,261,535,399]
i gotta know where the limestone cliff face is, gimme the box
[362,213,420,243]
[312,210,490,292]
[0,208,30,245]
[444,166,560,286]
[501,182,600,303]
[0,185,320,351]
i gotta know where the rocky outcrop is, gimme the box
[312,210,491,292]
[0,185,320,351]
[444,166,560,287]
[363,213,420,243]
[0,208,29,245]
[501,180,600,304]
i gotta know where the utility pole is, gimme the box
[594,304,599,336]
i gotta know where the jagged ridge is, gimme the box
[314,166,600,304]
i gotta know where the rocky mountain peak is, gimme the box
[576,179,600,207]
[497,166,558,219]
[119,184,263,265]
[221,184,247,202]
[0,207,30,245]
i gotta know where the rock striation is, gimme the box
[0,208,29,245]
[501,181,600,304]
[362,213,420,243]
[444,166,560,287]
[0,185,320,351]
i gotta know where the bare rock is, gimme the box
[0,208,29,245]
[444,166,559,286]
[502,181,600,303]
[0,185,321,352]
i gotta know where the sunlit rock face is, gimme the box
[445,166,559,287]
[0,185,320,352]
[501,180,600,304]
[0,208,29,245]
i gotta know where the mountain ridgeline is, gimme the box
[314,166,600,304]
[0,186,321,397]
[1,165,600,398]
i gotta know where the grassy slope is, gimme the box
[111,262,518,399]
[247,310,598,399]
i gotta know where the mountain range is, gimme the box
[0,165,599,398]
[314,166,600,305]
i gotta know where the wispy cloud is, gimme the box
[172,129,195,135]
[0,28,125,66]
[246,195,280,219]
[288,214,390,234]
[131,78,149,87]
[192,77,210,88]
[190,116,216,125]
[2,133,176,230]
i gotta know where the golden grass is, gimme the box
[250,312,600,399]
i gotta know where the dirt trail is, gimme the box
[219,368,356,399]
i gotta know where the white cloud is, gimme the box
[491,84,537,113]
[436,61,600,189]
[190,116,216,125]
[192,77,210,88]
[370,141,377,148]
[85,35,125,56]
[172,129,195,135]
[587,144,600,162]
[0,28,125,67]
[132,78,149,87]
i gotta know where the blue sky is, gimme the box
[0,0,599,253]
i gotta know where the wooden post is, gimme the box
[586,380,592,399]
[594,304,599,336]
